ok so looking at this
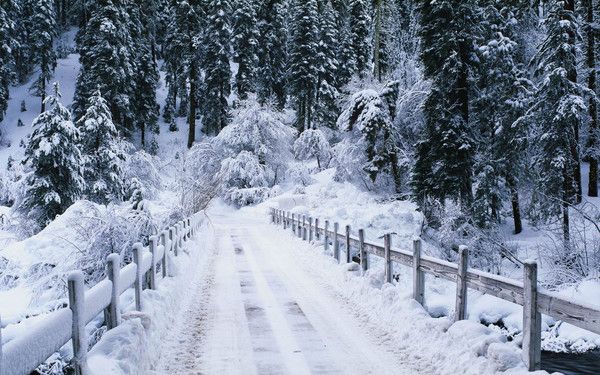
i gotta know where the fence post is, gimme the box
[359,229,367,273]
[324,220,329,252]
[333,222,340,262]
[454,246,469,321]
[170,226,178,256]
[132,243,143,311]
[283,211,288,229]
[271,209,275,223]
[148,236,158,289]
[523,260,541,371]
[315,218,320,240]
[160,230,168,277]
[309,217,313,242]
[68,271,87,375]
[287,212,291,230]
[345,225,351,263]
[302,215,307,240]
[105,254,120,329]
[384,234,392,283]
[292,213,296,234]
[412,238,425,306]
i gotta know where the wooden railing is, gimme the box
[1,212,204,375]
[270,208,600,372]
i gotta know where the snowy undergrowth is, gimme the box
[87,221,216,375]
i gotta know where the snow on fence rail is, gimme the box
[270,208,600,372]
[0,213,204,375]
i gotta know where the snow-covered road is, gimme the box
[154,210,421,374]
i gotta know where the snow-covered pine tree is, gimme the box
[471,5,533,233]
[334,0,356,87]
[29,0,57,113]
[73,0,137,135]
[256,0,288,108]
[314,0,340,128]
[78,89,125,204]
[288,0,320,132]
[411,0,481,215]
[233,0,259,100]
[349,0,371,79]
[583,0,598,197]
[126,1,160,146]
[202,0,233,136]
[20,83,84,226]
[335,87,401,192]
[13,0,35,84]
[526,0,586,248]
[163,0,200,128]
[0,1,17,123]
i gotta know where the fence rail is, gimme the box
[270,208,600,372]
[1,213,203,375]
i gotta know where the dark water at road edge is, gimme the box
[541,350,600,375]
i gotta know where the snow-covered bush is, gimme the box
[333,86,403,193]
[293,128,332,170]
[123,150,162,200]
[219,151,273,206]
[287,162,314,186]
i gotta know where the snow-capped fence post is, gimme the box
[345,225,351,263]
[333,222,340,261]
[187,218,192,239]
[324,220,329,252]
[302,216,307,240]
[149,236,158,290]
[412,238,424,306]
[160,230,168,277]
[384,234,392,283]
[358,229,367,273]
[132,243,144,311]
[315,218,320,240]
[105,253,121,329]
[170,226,178,256]
[454,246,469,321]
[309,217,314,242]
[287,212,291,230]
[299,215,303,239]
[68,271,87,375]
[292,213,296,234]
[523,260,541,371]
[283,211,288,229]
[271,209,275,223]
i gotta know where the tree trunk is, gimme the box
[507,174,522,234]
[40,78,46,113]
[562,167,571,251]
[457,40,473,208]
[373,0,382,81]
[187,61,196,148]
[585,0,598,197]
[141,122,146,147]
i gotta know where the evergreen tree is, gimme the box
[29,0,58,113]
[256,0,288,108]
[0,1,17,122]
[526,0,585,248]
[73,0,136,135]
[334,0,356,86]
[288,0,320,132]
[233,0,259,100]
[20,83,84,226]
[163,0,201,146]
[349,0,370,78]
[78,90,125,204]
[202,0,233,136]
[314,0,339,128]
[412,0,481,215]
[583,0,598,197]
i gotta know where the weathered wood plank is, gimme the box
[384,234,392,284]
[68,271,87,375]
[412,238,424,306]
[523,261,541,371]
[359,229,367,273]
[455,246,469,322]
[333,222,340,261]
[345,225,351,263]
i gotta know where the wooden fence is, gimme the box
[270,208,600,371]
[0,212,204,375]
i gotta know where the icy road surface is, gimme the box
[155,211,421,374]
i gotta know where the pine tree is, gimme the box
[411,0,481,215]
[288,0,320,132]
[256,0,288,108]
[163,0,201,146]
[29,0,58,113]
[233,0,259,100]
[20,83,84,226]
[583,0,598,197]
[349,0,370,78]
[526,0,585,249]
[0,1,17,123]
[73,0,137,135]
[202,0,233,136]
[78,90,125,204]
[334,0,355,86]
[314,0,339,128]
